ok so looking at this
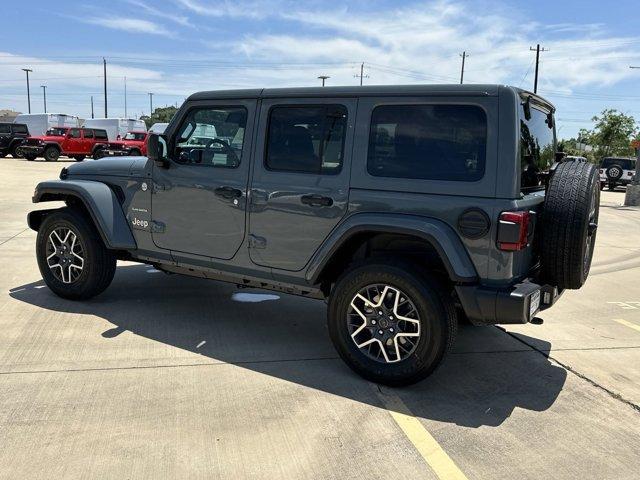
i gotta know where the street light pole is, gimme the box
[148,93,153,116]
[41,85,47,113]
[318,75,330,86]
[22,68,33,113]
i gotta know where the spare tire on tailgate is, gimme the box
[541,160,600,290]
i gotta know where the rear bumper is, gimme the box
[455,281,562,325]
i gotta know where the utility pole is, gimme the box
[148,93,154,115]
[318,75,330,87]
[103,57,108,118]
[124,76,128,117]
[91,96,94,119]
[459,51,468,84]
[40,85,47,113]
[529,44,547,94]
[21,68,33,114]
[354,62,369,86]
[626,66,640,206]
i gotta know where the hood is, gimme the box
[66,156,150,177]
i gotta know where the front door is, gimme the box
[249,98,356,271]
[151,101,256,260]
[66,128,82,154]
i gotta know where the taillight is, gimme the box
[497,211,531,251]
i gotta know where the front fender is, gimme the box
[31,179,137,250]
[306,213,478,284]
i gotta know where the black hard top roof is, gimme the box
[188,83,509,101]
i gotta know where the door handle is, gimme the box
[301,194,334,207]
[215,186,243,199]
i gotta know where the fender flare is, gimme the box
[92,143,108,155]
[306,213,479,284]
[30,180,137,250]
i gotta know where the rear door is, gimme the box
[248,98,355,271]
[81,129,94,154]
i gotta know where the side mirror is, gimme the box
[147,134,169,168]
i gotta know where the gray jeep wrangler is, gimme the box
[28,85,600,385]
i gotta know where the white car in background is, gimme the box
[599,157,636,190]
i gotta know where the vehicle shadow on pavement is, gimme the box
[9,264,567,428]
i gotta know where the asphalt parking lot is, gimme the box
[1,157,639,479]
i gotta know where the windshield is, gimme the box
[46,127,68,136]
[601,158,636,170]
[124,132,146,141]
[520,101,555,192]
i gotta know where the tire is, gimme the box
[11,144,23,158]
[93,149,106,160]
[130,149,141,156]
[36,208,117,300]
[24,154,37,161]
[607,184,616,191]
[541,160,600,290]
[73,155,86,162]
[327,261,457,386]
[43,145,60,162]
[606,164,623,181]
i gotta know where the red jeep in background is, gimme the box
[20,127,109,162]
[94,131,149,159]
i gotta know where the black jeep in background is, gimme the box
[0,122,29,158]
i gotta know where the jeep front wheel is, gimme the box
[36,208,117,300]
[43,145,60,162]
[327,262,456,386]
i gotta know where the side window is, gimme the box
[520,105,555,191]
[12,124,28,134]
[83,129,94,139]
[265,105,347,174]
[94,130,108,140]
[174,106,247,168]
[367,104,487,181]
[0,125,10,134]
[68,128,81,139]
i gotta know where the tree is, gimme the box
[580,109,637,159]
[140,106,178,129]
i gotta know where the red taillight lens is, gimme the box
[498,211,531,251]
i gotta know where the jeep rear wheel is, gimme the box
[36,208,117,300]
[24,154,37,161]
[43,145,60,162]
[541,160,600,290]
[328,262,456,386]
[130,148,141,156]
[93,149,107,159]
[73,155,85,162]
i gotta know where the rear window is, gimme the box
[601,158,636,170]
[367,104,487,181]
[12,124,28,134]
[520,103,555,191]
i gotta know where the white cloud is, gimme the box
[126,0,193,27]
[85,17,173,37]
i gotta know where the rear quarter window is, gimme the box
[12,124,28,134]
[367,104,487,181]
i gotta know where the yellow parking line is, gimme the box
[377,389,468,480]
[613,318,640,333]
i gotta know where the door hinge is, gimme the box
[248,234,266,249]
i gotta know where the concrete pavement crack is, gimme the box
[0,228,29,247]
[497,327,640,414]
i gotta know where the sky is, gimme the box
[0,0,638,138]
